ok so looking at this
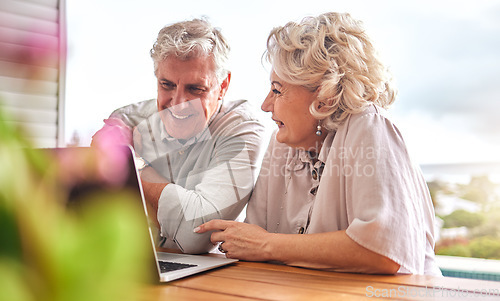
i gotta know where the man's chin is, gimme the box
[167,131,195,140]
[165,126,205,141]
[161,114,208,140]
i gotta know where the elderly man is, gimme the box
[92,18,265,254]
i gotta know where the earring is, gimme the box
[315,120,323,136]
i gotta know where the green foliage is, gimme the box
[470,224,500,239]
[436,244,471,257]
[426,180,458,211]
[442,209,485,229]
[469,237,500,259]
[470,210,500,238]
[0,107,151,301]
[429,171,500,260]
[460,175,498,206]
[426,181,440,208]
[436,237,500,260]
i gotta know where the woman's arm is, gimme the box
[269,229,400,274]
[195,220,400,274]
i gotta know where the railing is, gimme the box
[437,255,500,281]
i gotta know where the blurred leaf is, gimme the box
[0,204,22,259]
[0,259,35,301]
[0,105,150,301]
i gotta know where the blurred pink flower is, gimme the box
[91,119,132,187]
[52,119,133,189]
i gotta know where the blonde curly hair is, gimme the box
[265,12,396,131]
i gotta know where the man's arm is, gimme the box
[139,166,169,229]
[155,118,265,254]
[110,100,265,254]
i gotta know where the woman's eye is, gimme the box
[272,88,282,95]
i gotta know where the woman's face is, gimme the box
[261,71,326,151]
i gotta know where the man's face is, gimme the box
[156,55,230,140]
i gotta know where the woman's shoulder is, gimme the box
[350,104,391,121]
[334,104,405,149]
[341,104,397,131]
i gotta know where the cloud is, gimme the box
[393,112,500,164]
[388,4,500,142]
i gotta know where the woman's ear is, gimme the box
[312,87,329,113]
[313,99,331,114]
[314,84,339,113]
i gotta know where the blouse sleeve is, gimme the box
[343,111,433,274]
[244,132,276,228]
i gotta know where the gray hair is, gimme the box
[265,12,396,131]
[150,18,231,83]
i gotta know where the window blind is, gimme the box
[0,0,66,147]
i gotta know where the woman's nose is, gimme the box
[261,93,274,112]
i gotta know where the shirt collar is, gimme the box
[286,130,336,171]
[317,130,335,164]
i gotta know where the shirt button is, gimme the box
[312,169,318,180]
[310,186,318,195]
[298,227,305,234]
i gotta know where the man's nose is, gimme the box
[171,88,187,107]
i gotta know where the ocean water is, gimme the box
[420,162,500,184]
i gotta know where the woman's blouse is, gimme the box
[246,104,441,275]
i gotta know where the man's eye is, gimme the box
[161,82,175,89]
[190,87,205,94]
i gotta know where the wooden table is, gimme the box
[140,257,500,300]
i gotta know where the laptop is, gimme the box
[47,145,237,282]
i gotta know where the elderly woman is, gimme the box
[195,12,441,275]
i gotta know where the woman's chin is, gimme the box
[275,130,288,145]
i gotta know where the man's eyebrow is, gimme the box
[187,83,206,87]
[271,81,282,87]
[159,78,173,83]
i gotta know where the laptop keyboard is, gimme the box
[158,261,198,273]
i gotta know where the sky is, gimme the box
[65,0,500,165]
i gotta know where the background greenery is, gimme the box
[0,107,152,301]
[430,175,500,259]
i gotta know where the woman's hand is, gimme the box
[194,220,274,261]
